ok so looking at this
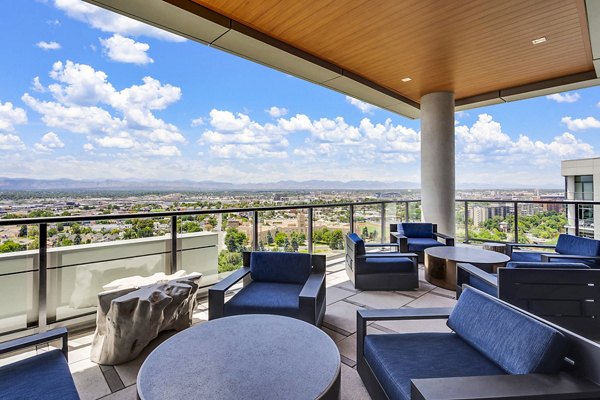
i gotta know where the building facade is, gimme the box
[561,158,598,238]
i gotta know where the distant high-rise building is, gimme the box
[561,158,597,238]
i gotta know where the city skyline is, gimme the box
[0,1,599,188]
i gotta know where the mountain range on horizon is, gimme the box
[0,177,563,191]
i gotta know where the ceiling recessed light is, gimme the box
[401,77,412,82]
[532,37,547,45]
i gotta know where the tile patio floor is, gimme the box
[6,258,458,400]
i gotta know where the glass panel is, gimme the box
[257,209,308,253]
[312,206,349,259]
[455,201,467,242]
[467,202,514,242]
[217,212,250,275]
[517,203,568,245]
[408,201,421,222]
[354,204,383,243]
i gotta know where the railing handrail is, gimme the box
[1,197,597,226]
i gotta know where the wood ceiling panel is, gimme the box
[192,0,593,103]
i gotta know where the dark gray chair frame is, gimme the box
[208,251,327,326]
[507,241,600,264]
[457,263,600,340]
[389,223,455,263]
[357,288,600,400]
[0,327,69,360]
[345,234,418,291]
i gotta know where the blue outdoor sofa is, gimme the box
[357,286,600,400]
[456,261,600,340]
[509,233,600,267]
[0,327,79,400]
[345,233,418,290]
[208,251,326,326]
[390,223,454,263]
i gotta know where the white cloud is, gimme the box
[100,34,153,65]
[456,113,512,153]
[23,61,185,156]
[561,116,600,131]
[83,143,94,152]
[36,41,61,50]
[191,117,204,127]
[34,131,65,152]
[265,106,288,118]
[345,96,377,114]
[0,134,25,150]
[546,92,580,103]
[0,101,27,132]
[32,77,46,92]
[53,0,185,42]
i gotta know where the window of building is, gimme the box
[575,175,593,200]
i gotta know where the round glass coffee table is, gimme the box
[137,314,341,400]
[424,246,510,290]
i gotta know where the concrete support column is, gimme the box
[420,92,455,236]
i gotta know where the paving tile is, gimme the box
[321,326,347,343]
[327,262,346,272]
[432,286,457,299]
[346,291,413,309]
[332,280,361,293]
[326,286,355,305]
[324,301,364,334]
[99,384,137,400]
[336,326,387,363]
[340,364,371,400]
[68,343,93,364]
[375,317,452,334]
[102,366,125,392]
[70,331,95,346]
[406,292,457,308]
[69,358,111,400]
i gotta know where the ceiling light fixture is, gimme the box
[532,37,547,45]
[401,77,412,82]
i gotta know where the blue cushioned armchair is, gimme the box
[390,223,454,263]
[0,327,79,399]
[357,286,600,400]
[456,262,600,340]
[345,233,418,290]
[508,233,600,268]
[208,251,326,326]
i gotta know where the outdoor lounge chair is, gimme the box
[357,286,600,400]
[208,251,326,326]
[508,233,600,268]
[456,261,600,340]
[0,327,79,400]
[345,233,418,290]
[390,222,454,263]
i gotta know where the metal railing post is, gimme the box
[170,216,177,274]
[308,208,313,254]
[349,204,355,233]
[253,210,259,251]
[513,201,519,243]
[574,202,580,237]
[38,223,47,332]
[380,202,386,243]
[405,201,410,222]
[464,201,469,243]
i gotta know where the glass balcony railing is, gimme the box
[1,197,598,338]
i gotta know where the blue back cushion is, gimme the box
[250,252,311,284]
[556,234,600,257]
[506,261,590,270]
[400,223,433,238]
[447,287,568,374]
[347,233,366,255]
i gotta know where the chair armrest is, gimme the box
[541,254,600,262]
[507,243,556,255]
[411,372,600,400]
[456,263,498,298]
[0,327,69,360]
[208,267,251,320]
[356,252,418,260]
[299,272,325,324]
[432,232,455,246]
[364,243,400,249]
[391,233,409,252]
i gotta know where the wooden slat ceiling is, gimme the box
[191,0,593,104]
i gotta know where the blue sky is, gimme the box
[1,0,599,188]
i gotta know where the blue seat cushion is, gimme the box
[347,233,366,255]
[407,238,444,252]
[506,261,590,269]
[250,252,311,284]
[356,255,414,274]
[510,250,549,262]
[556,234,600,258]
[0,349,79,400]
[448,287,568,374]
[223,281,303,318]
[364,332,505,400]
[400,223,434,238]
